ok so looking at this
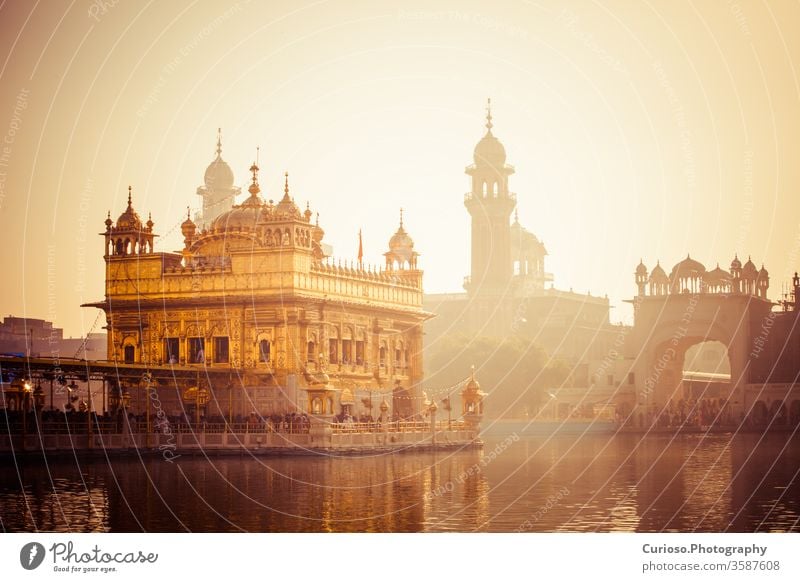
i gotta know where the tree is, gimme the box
[425,334,571,419]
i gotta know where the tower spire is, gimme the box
[215,128,222,157]
[485,98,493,131]
[283,171,290,200]
[127,185,132,207]
[399,207,404,229]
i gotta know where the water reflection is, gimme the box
[0,433,797,532]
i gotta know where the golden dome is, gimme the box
[211,162,264,230]
[116,186,143,231]
[274,172,301,218]
[635,259,647,276]
[389,209,414,251]
[730,254,742,270]
[181,207,196,237]
[312,215,325,243]
[464,365,481,392]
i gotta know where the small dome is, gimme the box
[730,254,742,270]
[389,224,414,252]
[742,257,758,278]
[759,264,769,278]
[473,131,507,168]
[703,264,731,284]
[635,260,647,276]
[203,130,234,190]
[670,254,706,280]
[181,208,196,237]
[274,172,301,218]
[312,218,325,243]
[649,262,669,283]
[116,187,143,231]
[464,366,481,392]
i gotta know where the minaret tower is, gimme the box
[464,99,517,330]
[196,128,240,228]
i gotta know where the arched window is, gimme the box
[379,344,387,368]
[123,345,135,363]
[259,339,271,364]
[307,341,316,363]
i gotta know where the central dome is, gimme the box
[212,192,263,230]
[211,163,264,230]
[670,254,706,280]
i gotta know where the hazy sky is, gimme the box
[1,0,799,337]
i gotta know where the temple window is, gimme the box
[329,339,338,364]
[123,345,135,363]
[213,337,229,363]
[342,339,352,364]
[259,339,271,364]
[307,341,316,363]
[188,338,205,364]
[355,340,365,365]
[164,338,179,364]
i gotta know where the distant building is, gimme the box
[0,316,106,360]
[194,129,240,230]
[424,101,618,367]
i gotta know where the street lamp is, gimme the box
[22,379,32,450]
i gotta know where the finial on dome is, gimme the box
[399,207,404,229]
[284,171,290,198]
[215,128,222,157]
[315,212,319,226]
[248,156,260,195]
[186,206,191,220]
[485,98,493,131]
[127,185,132,207]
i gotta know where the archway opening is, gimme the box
[678,340,731,426]
[648,338,733,428]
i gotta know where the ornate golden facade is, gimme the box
[86,140,428,420]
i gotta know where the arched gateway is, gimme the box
[625,255,775,428]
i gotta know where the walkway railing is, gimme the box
[0,418,469,436]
